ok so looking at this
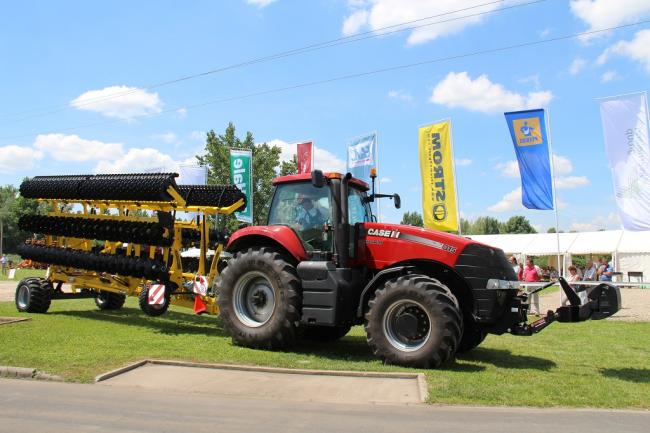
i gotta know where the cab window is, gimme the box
[268,182,332,251]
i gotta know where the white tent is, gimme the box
[467,230,650,281]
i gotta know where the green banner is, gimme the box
[229,149,253,223]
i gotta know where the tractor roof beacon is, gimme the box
[218,170,621,368]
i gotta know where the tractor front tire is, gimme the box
[139,285,171,317]
[365,274,462,368]
[457,316,486,353]
[15,278,52,313]
[302,325,352,342]
[95,291,126,310]
[217,247,301,350]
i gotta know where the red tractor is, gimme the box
[217,170,621,367]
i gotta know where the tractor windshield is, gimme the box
[268,182,332,251]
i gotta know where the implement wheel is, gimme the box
[365,274,462,368]
[95,291,126,310]
[15,278,52,313]
[217,247,301,349]
[139,285,170,317]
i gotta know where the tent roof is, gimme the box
[525,232,578,256]
[567,230,622,254]
[617,230,650,253]
[468,233,537,254]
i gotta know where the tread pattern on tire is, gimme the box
[15,278,52,313]
[217,247,301,350]
[457,316,486,353]
[138,285,170,317]
[95,292,126,310]
[364,274,462,368]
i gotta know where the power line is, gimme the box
[0,0,542,123]
[1,19,647,143]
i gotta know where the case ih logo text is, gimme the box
[431,132,447,221]
[367,228,400,238]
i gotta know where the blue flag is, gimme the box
[504,109,554,210]
[347,133,377,184]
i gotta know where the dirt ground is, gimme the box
[1,281,649,321]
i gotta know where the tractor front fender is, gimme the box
[227,225,307,263]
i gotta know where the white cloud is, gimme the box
[342,9,370,36]
[570,213,620,231]
[455,158,472,167]
[34,133,123,162]
[494,155,587,185]
[263,139,346,172]
[175,107,188,118]
[488,187,523,212]
[247,0,277,7]
[597,30,650,73]
[342,0,502,45]
[380,176,392,183]
[494,160,520,177]
[569,57,587,75]
[430,72,553,114]
[94,148,178,173]
[555,176,590,189]
[152,132,180,145]
[190,131,205,141]
[517,74,540,89]
[70,85,162,121]
[387,89,413,102]
[570,0,650,40]
[601,70,618,83]
[0,145,43,171]
[539,28,552,38]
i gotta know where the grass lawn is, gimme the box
[0,268,46,282]
[0,298,648,409]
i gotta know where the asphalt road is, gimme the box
[0,379,648,433]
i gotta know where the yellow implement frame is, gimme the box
[40,188,244,316]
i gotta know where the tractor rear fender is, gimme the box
[226,225,307,264]
[356,259,475,318]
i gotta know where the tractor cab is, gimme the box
[266,171,397,263]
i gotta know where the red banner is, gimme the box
[296,141,313,174]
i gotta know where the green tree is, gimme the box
[460,218,472,235]
[472,216,501,234]
[196,123,282,229]
[502,215,536,234]
[547,227,556,233]
[1,184,46,254]
[400,211,423,227]
[280,155,298,176]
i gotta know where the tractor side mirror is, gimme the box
[393,194,401,209]
[311,170,325,188]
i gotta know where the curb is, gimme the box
[95,359,429,402]
[0,366,63,381]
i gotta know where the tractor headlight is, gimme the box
[486,279,520,290]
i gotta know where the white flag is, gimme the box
[599,92,650,230]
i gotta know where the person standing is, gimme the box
[598,257,613,282]
[510,256,522,281]
[583,259,597,281]
[524,258,541,315]
[1,254,7,276]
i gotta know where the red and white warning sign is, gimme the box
[193,274,208,296]
[147,284,166,305]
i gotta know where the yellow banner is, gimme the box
[418,120,458,232]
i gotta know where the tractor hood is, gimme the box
[358,222,516,284]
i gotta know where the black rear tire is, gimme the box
[302,325,352,342]
[217,247,301,350]
[365,274,462,368]
[94,291,126,310]
[139,284,170,317]
[15,278,52,313]
[457,316,486,353]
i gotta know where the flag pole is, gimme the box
[376,131,381,222]
[448,118,462,235]
[546,108,562,304]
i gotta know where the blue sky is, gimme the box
[1,0,650,231]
